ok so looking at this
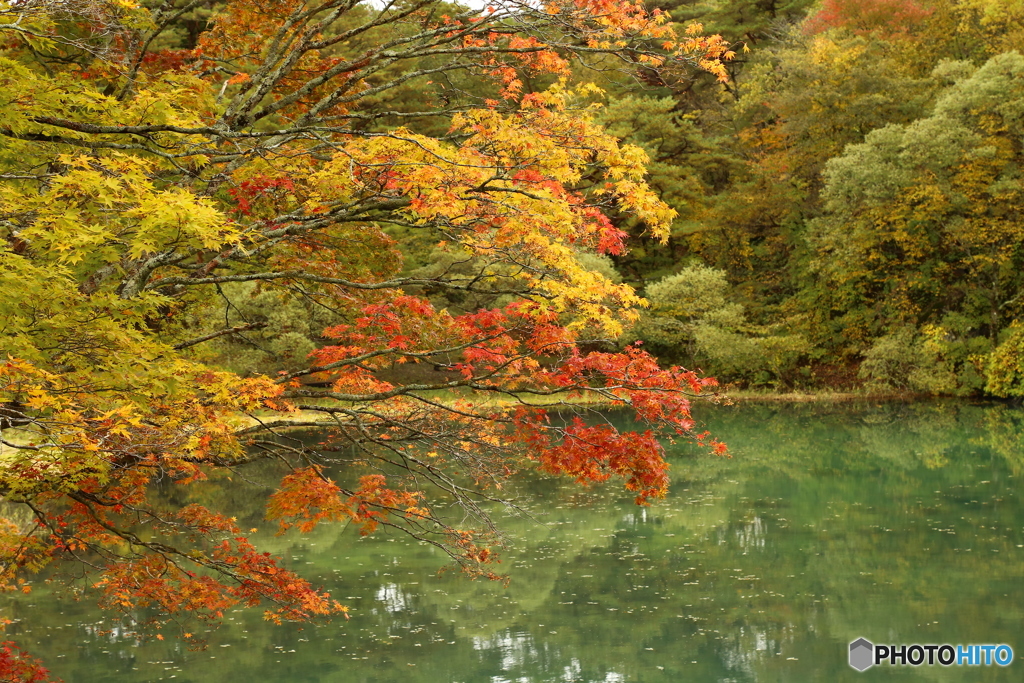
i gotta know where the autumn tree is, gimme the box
[0,0,732,677]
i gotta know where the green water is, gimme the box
[4,401,1024,682]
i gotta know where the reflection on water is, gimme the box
[3,401,1024,682]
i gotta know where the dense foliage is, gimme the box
[596,0,1024,393]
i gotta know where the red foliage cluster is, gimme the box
[0,641,56,683]
[140,49,193,74]
[267,468,427,536]
[94,504,345,627]
[513,346,725,503]
[804,0,934,38]
[227,175,296,216]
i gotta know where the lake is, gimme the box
[3,401,1023,682]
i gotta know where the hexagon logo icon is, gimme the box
[849,638,874,671]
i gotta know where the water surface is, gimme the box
[4,401,1023,682]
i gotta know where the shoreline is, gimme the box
[719,389,925,403]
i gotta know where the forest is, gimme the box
[596,0,1024,396]
[1,0,1024,680]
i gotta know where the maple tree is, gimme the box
[0,0,732,677]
